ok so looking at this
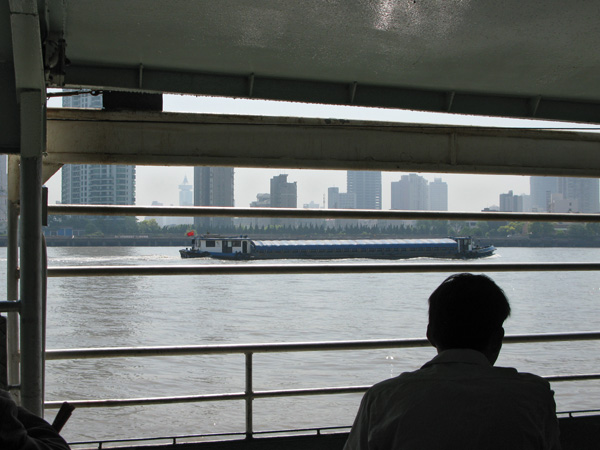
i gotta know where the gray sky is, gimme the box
[46,94,573,211]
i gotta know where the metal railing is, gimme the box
[44,332,600,439]
[46,204,600,222]
[6,202,600,441]
[45,262,600,278]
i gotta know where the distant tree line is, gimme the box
[44,215,600,239]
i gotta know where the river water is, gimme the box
[0,246,599,443]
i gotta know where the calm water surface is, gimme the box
[0,246,599,442]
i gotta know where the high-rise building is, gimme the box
[194,166,235,231]
[61,93,136,206]
[347,171,381,210]
[61,165,136,205]
[530,176,558,212]
[179,175,193,206]
[557,177,600,213]
[62,90,103,108]
[429,178,448,211]
[328,187,356,209]
[391,173,429,210]
[531,176,599,213]
[270,174,297,208]
[270,174,297,226]
[499,190,524,212]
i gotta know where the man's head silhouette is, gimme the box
[426,273,511,364]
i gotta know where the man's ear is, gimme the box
[426,324,436,348]
[485,326,505,364]
[493,326,505,349]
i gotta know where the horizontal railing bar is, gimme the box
[47,262,600,278]
[545,374,600,382]
[45,332,600,360]
[67,432,249,448]
[47,204,600,223]
[558,409,600,417]
[0,300,20,313]
[67,426,351,448]
[45,392,246,409]
[44,387,368,409]
[45,374,600,410]
[254,386,372,399]
[254,374,600,397]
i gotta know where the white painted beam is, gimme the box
[47,108,600,177]
[9,0,44,92]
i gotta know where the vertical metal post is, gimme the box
[6,156,20,394]
[0,315,6,389]
[245,352,253,439]
[19,90,45,416]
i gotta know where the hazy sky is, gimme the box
[46,94,582,211]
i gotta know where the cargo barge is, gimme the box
[179,236,495,260]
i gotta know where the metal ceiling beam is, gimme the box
[47,108,600,177]
[58,64,600,125]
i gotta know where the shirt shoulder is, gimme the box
[492,366,553,389]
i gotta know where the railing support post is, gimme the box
[6,155,20,395]
[245,352,253,439]
[19,90,45,416]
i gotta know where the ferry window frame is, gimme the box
[206,241,216,248]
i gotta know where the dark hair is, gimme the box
[428,273,511,352]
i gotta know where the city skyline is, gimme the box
[45,93,599,212]
[46,166,577,212]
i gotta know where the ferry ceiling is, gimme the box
[2,0,600,183]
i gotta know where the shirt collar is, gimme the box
[422,348,492,369]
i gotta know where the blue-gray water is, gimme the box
[0,247,599,442]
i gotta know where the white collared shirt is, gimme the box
[344,349,561,450]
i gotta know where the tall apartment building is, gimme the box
[347,171,381,210]
[61,93,136,205]
[61,165,136,205]
[270,174,297,226]
[270,174,297,208]
[429,178,448,211]
[391,173,429,210]
[194,166,235,231]
[62,90,103,108]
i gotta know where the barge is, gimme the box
[180,236,495,260]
